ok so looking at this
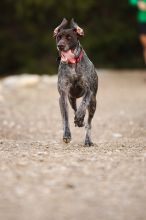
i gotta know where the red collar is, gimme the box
[61,50,83,64]
[73,50,84,64]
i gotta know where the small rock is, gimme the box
[112,133,122,138]
[65,183,75,189]
[39,158,44,162]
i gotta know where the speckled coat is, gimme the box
[54,18,98,146]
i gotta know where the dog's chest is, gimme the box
[68,66,82,81]
[70,67,77,77]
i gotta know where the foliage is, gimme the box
[0,0,144,75]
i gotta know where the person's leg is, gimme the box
[139,34,146,64]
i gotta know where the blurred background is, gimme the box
[0,0,145,76]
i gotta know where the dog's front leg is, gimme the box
[74,88,92,127]
[59,91,71,143]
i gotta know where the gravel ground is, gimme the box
[0,70,146,220]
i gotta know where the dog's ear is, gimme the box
[53,18,68,37]
[70,18,84,37]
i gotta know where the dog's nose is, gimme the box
[58,44,65,51]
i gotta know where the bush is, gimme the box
[0,0,144,75]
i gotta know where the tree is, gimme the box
[0,0,143,75]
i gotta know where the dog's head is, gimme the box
[53,18,84,52]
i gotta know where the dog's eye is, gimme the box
[66,35,71,40]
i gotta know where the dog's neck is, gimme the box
[60,43,83,64]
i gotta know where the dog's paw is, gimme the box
[84,141,94,147]
[74,112,85,127]
[63,137,71,143]
[63,130,71,144]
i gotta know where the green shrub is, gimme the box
[0,0,144,75]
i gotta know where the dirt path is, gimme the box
[0,71,146,220]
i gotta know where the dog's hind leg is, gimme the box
[84,95,96,147]
[68,95,77,113]
[59,92,71,143]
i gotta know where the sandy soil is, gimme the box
[0,70,146,220]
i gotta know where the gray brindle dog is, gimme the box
[54,18,98,146]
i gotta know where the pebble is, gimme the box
[112,133,123,138]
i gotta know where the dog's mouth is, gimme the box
[59,44,83,64]
[60,50,75,62]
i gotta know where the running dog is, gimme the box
[53,18,98,146]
